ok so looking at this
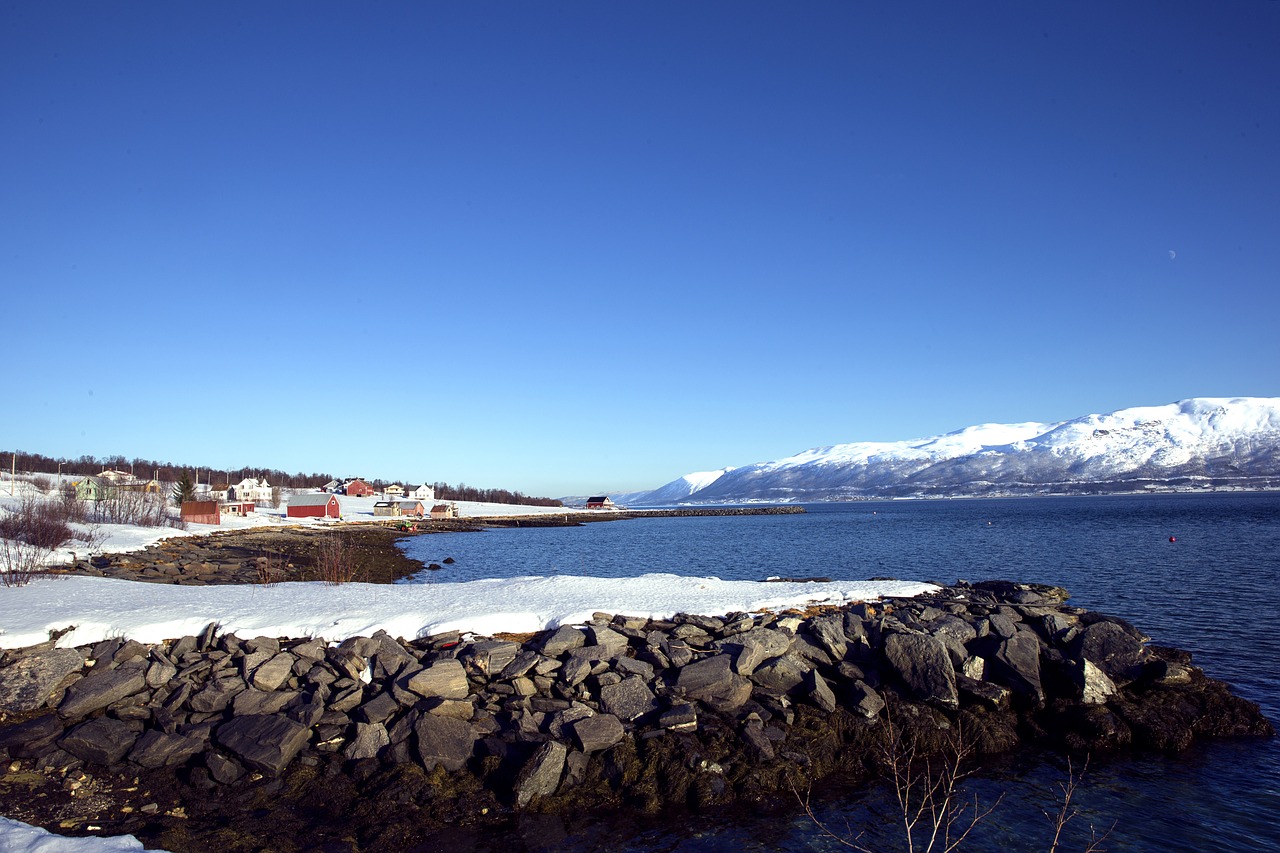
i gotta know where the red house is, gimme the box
[344,479,375,497]
[287,493,342,519]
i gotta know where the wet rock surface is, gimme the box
[0,579,1271,852]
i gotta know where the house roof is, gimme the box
[289,493,340,507]
[586,496,611,503]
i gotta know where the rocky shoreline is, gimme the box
[0,574,1272,852]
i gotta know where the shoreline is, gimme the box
[0,578,1272,852]
[48,506,806,586]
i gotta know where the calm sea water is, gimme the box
[400,493,1280,852]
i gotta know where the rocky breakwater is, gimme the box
[0,581,1272,851]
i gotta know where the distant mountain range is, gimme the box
[597,397,1280,506]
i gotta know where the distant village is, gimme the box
[67,469,461,525]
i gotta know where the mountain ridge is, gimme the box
[617,397,1280,505]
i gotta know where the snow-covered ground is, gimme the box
[0,478,936,852]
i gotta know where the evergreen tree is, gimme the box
[172,470,196,506]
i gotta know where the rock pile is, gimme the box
[0,580,1272,847]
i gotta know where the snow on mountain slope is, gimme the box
[632,397,1280,503]
[616,468,735,506]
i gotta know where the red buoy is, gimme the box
[1169,536,1177,542]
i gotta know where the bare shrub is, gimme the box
[797,714,1111,853]
[1046,759,1113,853]
[24,474,54,493]
[256,552,281,586]
[0,495,76,550]
[58,486,89,524]
[89,490,174,527]
[315,533,360,585]
[0,538,53,587]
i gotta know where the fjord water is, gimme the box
[401,493,1280,852]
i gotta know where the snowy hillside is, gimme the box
[630,397,1280,503]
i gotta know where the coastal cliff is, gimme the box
[0,580,1271,852]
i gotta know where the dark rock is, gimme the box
[58,662,148,719]
[570,712,625,753]
[541,626,586,657]
[586,625,630,657]
[497,649,543,681]
[659,703,698,731]
[232,688,297,717]
[0,647,84,712]
[808,615,848,660]
[0,713,67,759]
[882,633,958,710]
[414,714,475,772]
[751,653,812,693]
[599,676,657,721]
[189,673,248,714]
[206,751,245,784]
[216,714,311,776]
[675,654,752,711]
[806,669,838,713]
[515,740,567,807]
[345,722,391,761]
[248,652,296,691]
[406,659,469,700]
[1077,621,1148,684]
[992,630,1045,704]
[845,680,885,718]
[355,691,401,725]
[59,717,140,766]
[955,674,1011,710]
[128,730,204,769]
[741,716,775,761]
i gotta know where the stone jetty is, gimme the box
[0,580,1272,852]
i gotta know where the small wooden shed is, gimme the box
[429,503,457,520]
[287,493,342,519]
[373,501,402,517]
[180,501,221,525]
[397,500,426,518]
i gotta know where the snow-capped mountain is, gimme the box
[625,397,1280,504]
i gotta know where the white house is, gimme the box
[411,484,435,501]
[228,477,273,504]
[384,484,405,497]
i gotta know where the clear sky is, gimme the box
[3,2,1278,497]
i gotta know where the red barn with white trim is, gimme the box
[287,493,342,519]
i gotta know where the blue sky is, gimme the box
[3,2,1278,497]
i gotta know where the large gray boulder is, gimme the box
[1077,621,1148,684]
[993,630,1045,704]
[599,676,657,721]
[128,730,205,769]
[570,712,625,753]
[58,661,148,719]
[882,633,958,711]
[750,654,812,693]
[541,625,586,656]
[406,659,469,700]
[514,741,567,807]
[59,717,139,766]
[216,714,311,776]
[0,648,84,713]
[345,722,391,761]
[414,714,475,772]
[675,654,752,710]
